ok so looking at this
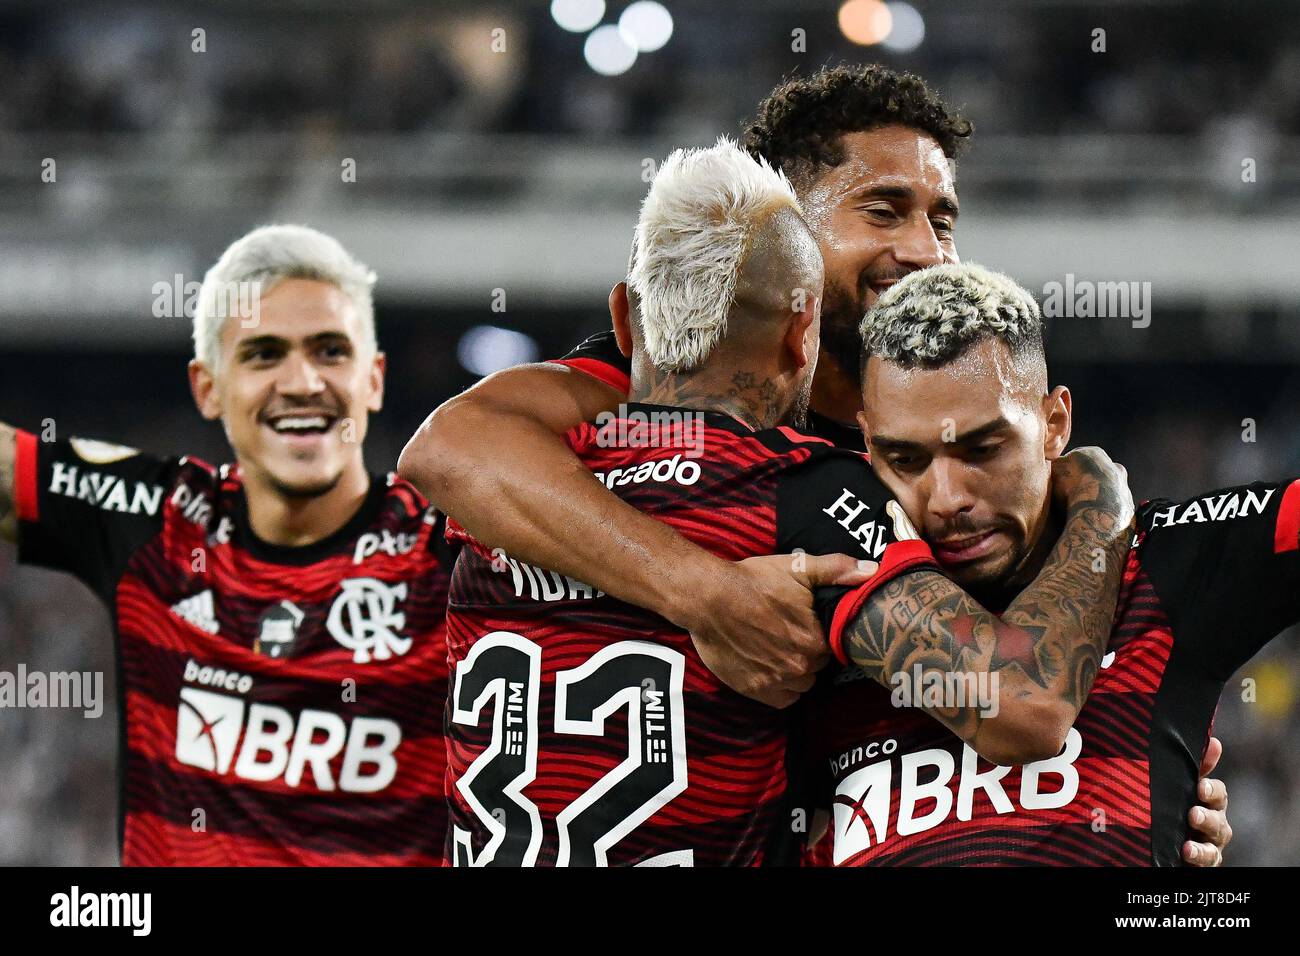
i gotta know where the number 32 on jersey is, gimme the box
[450,633,693,867]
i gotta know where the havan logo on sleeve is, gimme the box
[821,488,919,559]
[47,460,164,516]
[1147,487,1276,528]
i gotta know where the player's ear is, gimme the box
[366,350,386,414]
[609,282,633,358]
[1042,385,1072,459]
[188,359,222,421]
[783,293,818,371]
[856,410,871,445]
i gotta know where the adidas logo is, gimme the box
[171,590,219,634]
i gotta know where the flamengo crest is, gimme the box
[326,577,411,664]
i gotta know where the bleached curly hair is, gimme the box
[860,263,1045,372]
[630,137,800,373]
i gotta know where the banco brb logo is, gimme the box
[176,688,244,772]
[327,577,411,664]
[832,729,1083,864]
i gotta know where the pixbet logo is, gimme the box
[175,687,401,792]
[352,529,419,565]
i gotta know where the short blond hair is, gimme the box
[861,263,1044,371]
[630,137,799,373]
[193,224,377,369]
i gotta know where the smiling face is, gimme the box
[861,337,1071,592]
[189,277,384,499]
[798,125,961,384]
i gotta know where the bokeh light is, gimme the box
[619,1,674,53]
[551,0,605,34]
[838,0,892,46]
[881,2,925,53]
[584,24,638,76]
[457,326,540,376]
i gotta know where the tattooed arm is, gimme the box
[842,448,1134,766]
[0,423,16,544]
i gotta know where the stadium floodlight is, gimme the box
[584,24,638,76]
[618,1,674,53]
[551,0,605,34]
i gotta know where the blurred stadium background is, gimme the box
[0,0,1298,865]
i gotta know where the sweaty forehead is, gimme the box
[802,126,955,207]
[864,339,1040,441]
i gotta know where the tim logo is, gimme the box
[326,577,411,664]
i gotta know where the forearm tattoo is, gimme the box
[843,453,1130,743]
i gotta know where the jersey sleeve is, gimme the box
[775,446,940,665]
[1137,477,1300,678]
[13,431,178,603]
[548,330,631,396]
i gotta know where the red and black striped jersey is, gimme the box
[556,331,1300,866]
[13,430,452,866]
[555,331,868,453]
[443,404,936,866]
[805,478,1300,866]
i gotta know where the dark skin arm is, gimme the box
[842,447,1133,766]
[401,370,1235,851]
[6,394,1232,856]
[398,362,866,708]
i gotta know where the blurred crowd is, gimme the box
[0,3,1297,140]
